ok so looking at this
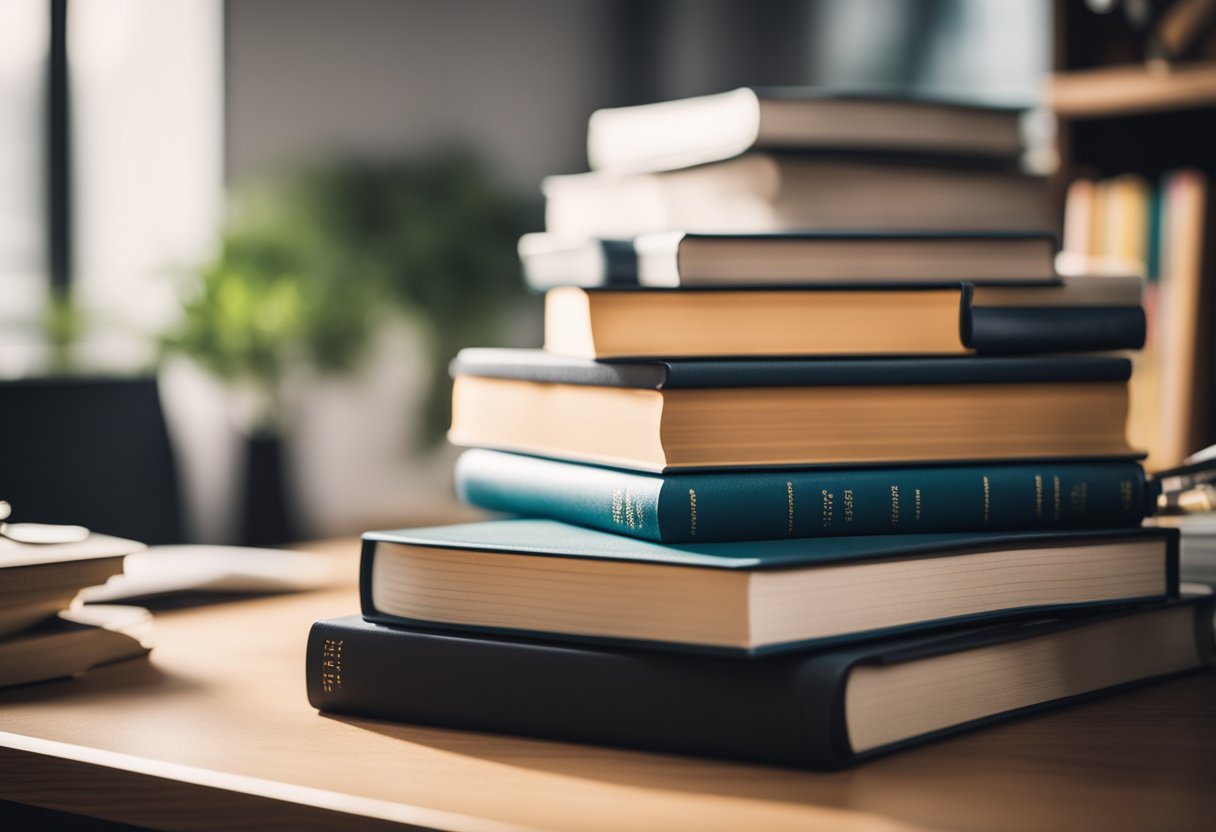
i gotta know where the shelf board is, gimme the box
[1049,62,1216,119]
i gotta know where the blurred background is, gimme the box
[0,0,1144,546]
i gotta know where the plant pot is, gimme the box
[239,432,295,546]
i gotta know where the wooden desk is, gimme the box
[0,542,1213,832]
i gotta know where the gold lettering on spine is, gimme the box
[1053,475,1061,521]
[982,476,990,523]
[890,485,900,526]
[688,489,697,537]
[786,481,795,533]
[321,638,343,693]
[914,488,922,522]
[611,489,624,526]
[1034,475,1043,519]
[1069,482,1088,514]
[1119,480,1133,512]
[821,489,834,528]
[843,489,854,523]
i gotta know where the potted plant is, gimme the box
[165,151,527,544]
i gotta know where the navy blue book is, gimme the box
[455,449,1149,543]
[309,597,1213,769]
[449,350,1138,471]
[359,520,1177,655]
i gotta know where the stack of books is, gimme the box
[307,89,1214,769]
[0,529,150,688]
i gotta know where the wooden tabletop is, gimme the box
[0,541,1213,832]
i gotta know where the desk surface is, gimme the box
[0,542,1213,832]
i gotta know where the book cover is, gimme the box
[543,155,1052,238]
[455,449,1149,543]
[538,286,1145,359]
[586,87,1026,175]
[518,230,1059,291]
[308,597,1213,770]
[450,348,1134,389]
[359,521,1178,654]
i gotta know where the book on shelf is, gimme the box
[455,449,1149,543]
[358,520,1177,655]
[1060,169,1210,470]
[586,87,1027,175]
[0,533,144,639]
[540,284,1145,360]
[543,154,1052,238]
[518,230,1059,290]
[0,605,152,689]
[449,350,1135,471]
[308,596,1212,769]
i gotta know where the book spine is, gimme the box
[456,451,1148,543]
[305,619,847,769]
[967,307,1147,353]
[455,450,667,541]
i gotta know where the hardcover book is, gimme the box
[540,285,1145,359]
[543,154,1052,238]
[449,351,1136,471]
[518,230,1059,290]
[455,449,1149,543]
[309,596,1213,769]
[586,87,1026,174]
[359,520,1178,654]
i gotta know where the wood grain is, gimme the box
[0,541,1212,831]
[1049,62,1216,119]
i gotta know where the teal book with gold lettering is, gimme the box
[455,449,1148,543]
[359,520,1178,655]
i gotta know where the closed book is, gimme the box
[518,231,1058,290]
[455,449,1148,543]
[449,351,1136,471]
[541,286,1145,360]
[0,533,144,639]
[0,605,152,688]
[360,520,1177,654]
[308,597,1213,769]
[543,154,1051,238]
[586,87,1026,174]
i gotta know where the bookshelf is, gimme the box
[1049,61,1216,118]
[1050,4,1216,471]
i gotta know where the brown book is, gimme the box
[544,286,971,359]
[449,375,1133,472]
[587,88,1025,174]
[544,154,1052,239]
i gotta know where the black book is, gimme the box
[307,597,1214,770]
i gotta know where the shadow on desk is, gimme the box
[0,657,195,707]
[322,673,1216,832]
